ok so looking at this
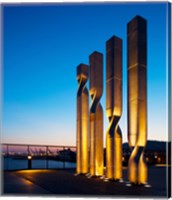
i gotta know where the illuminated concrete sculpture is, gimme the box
[127,16,147,184]
[76,64,89,174]
[106,36,123,180]
[89,51,104,176]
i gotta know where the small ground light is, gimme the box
[125,181,131,187]
[85,173,90,177]
[100,175,105,179]
[119,178,124,183]
[103,178,109,182]
[144,184,152,188]
[126,183,132,187]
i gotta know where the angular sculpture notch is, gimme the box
[89,51,104,177]
[106,36,123,180]
[127,15,147,184]
[76,64,89,174]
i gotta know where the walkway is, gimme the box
[2,166,168,197]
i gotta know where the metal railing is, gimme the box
[1,143,76,171]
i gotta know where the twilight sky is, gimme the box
[1,2,169,146]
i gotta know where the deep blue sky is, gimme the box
[2,2,169,146]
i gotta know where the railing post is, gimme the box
[2,144,76,171]
[27,145,29,155]
[63,147,65,169]
[7,144,9,171]
[46,146,48,169]
[27,145,32,169]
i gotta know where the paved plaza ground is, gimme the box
[1,166,169,197]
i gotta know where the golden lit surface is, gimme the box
[106,36,123,180]
[106,133,113,179]
[76,64,89,174]
[127,16,147,185]
[128,100,138,147]
[89,52,104,176]
[17,169,53,173]
[128,146,138,183]
[114,135,122,179]
[138,153,147,184]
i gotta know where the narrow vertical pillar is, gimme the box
[76,64,89,174]
[7,145,9,171]
[127,15,147,184]
[106,36,123,180]
[89,51,104,177]
[27,145,32,169]
[46,146,48,169]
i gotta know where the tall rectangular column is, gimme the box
[106,36,123,180]
[127,15,147,184]
[76,64,89,174]
[89,51,104,177]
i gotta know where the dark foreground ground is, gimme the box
[1,166,169,197]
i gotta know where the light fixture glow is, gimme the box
[27,155,32,160]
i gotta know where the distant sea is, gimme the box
[2,157,76,170]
